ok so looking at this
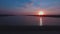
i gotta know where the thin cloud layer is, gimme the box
[0,0,60,15]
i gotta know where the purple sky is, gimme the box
[0,0,60,15]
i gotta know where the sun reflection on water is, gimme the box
[40,17,43,26]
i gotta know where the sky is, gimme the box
[0,0,60,15]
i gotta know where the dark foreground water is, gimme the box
[0,16,60,26]
[0,16,60,33]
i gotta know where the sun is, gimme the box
[39,11,44,15]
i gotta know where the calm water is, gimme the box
[0,16,60,26]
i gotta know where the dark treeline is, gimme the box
[26,15,60,18]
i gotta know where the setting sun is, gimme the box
[39,11,44,15]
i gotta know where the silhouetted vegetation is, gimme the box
[26,15,60,18]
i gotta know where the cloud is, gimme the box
[0,0,60,15]
[12,0,41,15]
[0,0,41,15]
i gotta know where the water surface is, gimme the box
[0,16,60,26]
